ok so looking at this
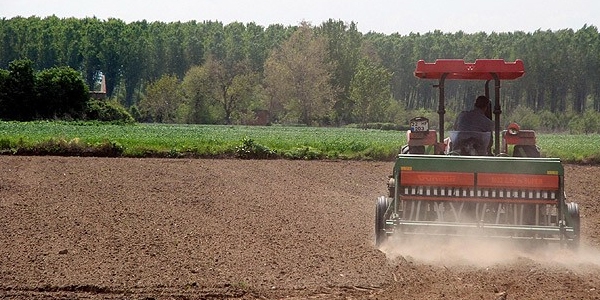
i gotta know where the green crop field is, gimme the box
[537,134,600,163]
[0,121,405,160]
[0,121,597,163]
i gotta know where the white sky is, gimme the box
[2,0,599,35]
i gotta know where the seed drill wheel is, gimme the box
[566,202,581,249]
[375,196,390,247]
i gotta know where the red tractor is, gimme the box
[376,59,580,248]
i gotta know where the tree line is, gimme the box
[0,16,599,130]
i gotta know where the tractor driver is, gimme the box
[454,95,493,132]
[452,95,494,155]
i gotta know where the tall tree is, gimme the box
[263,22,336,125]
[138,74,182,123]
[349,58,392,126]
[0,18,19,67]
[245,22,268,73]
[95,18,127,98]
[181,21,206,67]
[181,64,217,124]
[80,17,104,90]
[203,56,258,124]
[55,17,84,68]
[317,19,362,124]
[571,25,599,113]
[164,22,187,78]
[2,59,36,120]
[120,20,150,106]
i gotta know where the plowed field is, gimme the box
[1,156,599,299]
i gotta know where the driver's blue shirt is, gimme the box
[454,109,493,132]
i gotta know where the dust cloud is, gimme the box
[380,235,600,270]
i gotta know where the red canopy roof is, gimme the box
[414,59,525,80]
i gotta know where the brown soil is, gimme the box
[1,156,599,299]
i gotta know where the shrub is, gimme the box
[35,66,89,119]
[85,99,135,123]
[505,105,541,130]
[537,110,561,132]
[568,110,600,134]
[129,105,142,122]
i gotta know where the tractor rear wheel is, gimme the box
[375,196,390,247]
[566,202,580,249]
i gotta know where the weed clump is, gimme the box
[235,137,277,159]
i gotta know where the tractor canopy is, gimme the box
[414,59,525,80]
[412,59,525,155]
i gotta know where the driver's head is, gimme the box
[474,95,490,110]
